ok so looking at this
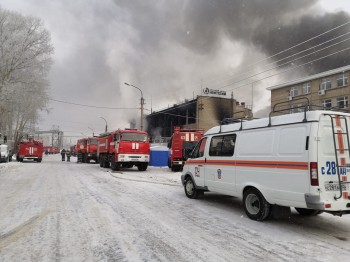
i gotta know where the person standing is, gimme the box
[61,149,66,161]
[66,150,71,162]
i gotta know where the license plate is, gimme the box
[325,184,347,191]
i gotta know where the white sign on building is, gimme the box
[202,87,226,97]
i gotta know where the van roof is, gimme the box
[206,110,350,135]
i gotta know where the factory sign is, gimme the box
[203,87,226,96]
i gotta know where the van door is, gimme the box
[206,134,236,194]
[318,114,350,202]
[186,137,207,187]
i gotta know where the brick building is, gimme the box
[267,65,350,114]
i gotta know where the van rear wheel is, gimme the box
[243,188,271,221]
[184,177,200,199]
[295,208,322,216]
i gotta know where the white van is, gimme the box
[0,144,9,163]
[181,110,350,221]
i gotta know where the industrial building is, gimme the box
[146,94,252,140]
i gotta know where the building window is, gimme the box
[337,96,349,109]
[290,87,299,97]
[337,73,348,87]
[302,82,311,94]
[320,78,332,90]
[322,99,332,109]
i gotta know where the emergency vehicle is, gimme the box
[182,109,350,221]
[167,126,204,171]
[86,137,98,162]
[76,137,98,163]
[98,129,150,171]
[76,138,88,163]
[17,137,43,162]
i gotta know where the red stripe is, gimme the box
[186,160,308,170]
[337,130,345,154]
[340,158,346,166]
[335,116,341,126]
[343,192,349,200]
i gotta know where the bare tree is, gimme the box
[0,7,53,152]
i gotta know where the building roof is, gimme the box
[267,65,350,91]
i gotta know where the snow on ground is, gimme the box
[0,155,350,261]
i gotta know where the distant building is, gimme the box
[34,129,63,148]
[267,65,350,114]
[146,95,252,139]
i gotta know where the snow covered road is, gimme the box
[1,155,350,261]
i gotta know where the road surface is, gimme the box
[0,155,350,261]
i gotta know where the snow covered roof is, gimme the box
[267,65,350,91]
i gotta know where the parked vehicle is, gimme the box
[76,137,98,163]
[98,129,150,171]
[86,137,98,163]
[76,138,87,163]
[167,126,203,172]
[0,144,9,163]
[43,146,60,154]
[17,137,43,162]
[70,145,77,157]
[182,110,350,221]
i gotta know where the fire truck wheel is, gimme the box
[167,158,171,168]
[184,176,199,199]
[37,158,42,163]
[103,158,110,168]
[295,208,323,216]
[111,158,120,171]
[137,163,148,171]
[243,188,271,221]
[171,165,181,172]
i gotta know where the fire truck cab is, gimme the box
[168,126,204,172]
[17,137,43,162]
[98,129,150,171]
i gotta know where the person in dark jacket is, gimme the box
[61,149,66,161]
[66,150,71,162]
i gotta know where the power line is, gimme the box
[207,31,350,88]
[202,20,350,86]
[49,98,139,110]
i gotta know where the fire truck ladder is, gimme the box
[327,114,350,200]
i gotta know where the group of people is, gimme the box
[60,149,71,162]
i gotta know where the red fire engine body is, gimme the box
[76,138,87,162]
[97,129,150,171]
[43,146,59,154]
[17,137,44,162]
[76,137,98,163]
[168,126,204,171]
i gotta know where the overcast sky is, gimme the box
[1,0,350,144]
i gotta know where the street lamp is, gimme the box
[88,126,95,137]
[98,116,108,132]
[124,82,144,131]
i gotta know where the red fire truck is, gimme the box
[98,129,150,171]
[43,146,59,154]
[167,126,204,171]
[76,138,87,162]
[76,137,99,163]
[17,137,44,162]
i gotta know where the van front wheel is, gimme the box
[243,188,271,221]
[184,177,199,199]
